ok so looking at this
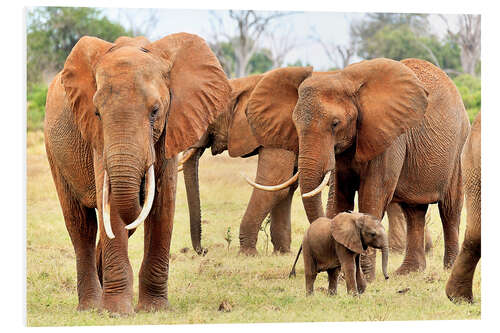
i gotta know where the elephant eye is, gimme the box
[95,110,101,120]
[331,120,340,132]
[150,105,160,125]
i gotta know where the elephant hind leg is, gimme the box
[395,204,428,275]
[270,184,296,254]
[327,267,341,295]
[445,242,480,303]
[439,162,464,269]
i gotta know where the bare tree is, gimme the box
[119,8,159,39]
[440,14,481,76]
[310,27,356,69]
[266,26,297,68]
[210,10,291,77]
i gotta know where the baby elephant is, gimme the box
[303,212,389,296]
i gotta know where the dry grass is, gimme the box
[26,130,480,326]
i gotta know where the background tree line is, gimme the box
[27,7,480,131]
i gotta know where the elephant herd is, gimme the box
[43,33,481,315]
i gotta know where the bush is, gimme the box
[453,74,481,123]
[27,83,48,131]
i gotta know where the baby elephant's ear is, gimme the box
[331,213,365,254]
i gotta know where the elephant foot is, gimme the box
[76,295,102,312]
[445,281,473,303]
[272,248,291,255]
[102,294,134,316]
[238,246,259,256]
[395,260,426,275]
[136,296,170,312]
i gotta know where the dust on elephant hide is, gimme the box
[446,112,481,303]
[180,69,321,256]
[44,34,230,314]
[246,58,470,277]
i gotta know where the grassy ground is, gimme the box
[26,130,480,326]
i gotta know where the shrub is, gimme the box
[453,74,481,123]
[27,84,48,131]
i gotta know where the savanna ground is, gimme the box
[26,130,480,326]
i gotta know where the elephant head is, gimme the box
[246,59,428,222]
[331,212,389,279]
[60,33,230,238]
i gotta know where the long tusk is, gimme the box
[302,170,332,198]
[125,165,155,230]
[102,170,115,239]
[178,148,197,165]
[243,172,299,192]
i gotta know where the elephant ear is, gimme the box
[149,33,231,158]
[227,75,263,157]
[60,36,112,144]
[246,67,313,153]
[331,212,365,254]
[341,58,429,163]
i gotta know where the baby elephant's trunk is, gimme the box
[381,243,389,279]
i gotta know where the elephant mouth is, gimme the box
[101,165,156,239]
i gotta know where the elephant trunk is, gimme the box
[297,135,333,222]
[381,241,389,280]
[183,147,206,255]
[106,153,144,224]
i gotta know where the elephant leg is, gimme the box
[303,244,317,296]
[47,158,101,311]
[239,148,295,255]
[355,255,367,294]
[446,164,481,303]
[387,202,407,253]
[137,157,177,312]
[395,204,428,275]
[438,162,464,269]
[445,237,480,303]
[270,183,296,254]
[327,267,341,295]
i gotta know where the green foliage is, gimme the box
[248,49,273,75]
[27,83,48,131]
[224,227,232,252]
[286,59,312,67]
[351,13,462,74]
[453,74,481,122]
[27,7,131,87]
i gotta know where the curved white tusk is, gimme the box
[124,165,155,230]
[102,170,115,239]
[243,172,299,192]
[178,148,197,165]
[177,164,183,173]
[302,170,332,198]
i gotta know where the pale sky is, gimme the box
[104,8,459,71]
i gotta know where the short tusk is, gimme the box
[102,170,115,239]
[178,148,197,165]
[243,172,299,191]
[125,165,155,230]
[302,170,332,198]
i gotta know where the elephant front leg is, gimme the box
[270,186,296,254]
[355,255,367,294]
[337,246,358,295]
[137,158,177,312]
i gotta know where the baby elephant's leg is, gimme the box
[327,267,341,295]
[356,255,367,294]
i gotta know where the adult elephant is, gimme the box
[446,112,481,303]
[177,71,300,256]
[44,34,230,314]
[246,59,470,275]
